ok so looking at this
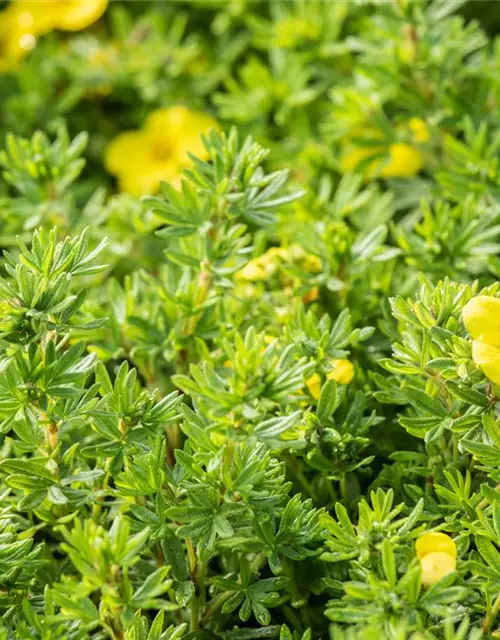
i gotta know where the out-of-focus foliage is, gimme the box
[1,0,500,638]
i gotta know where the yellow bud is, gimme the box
[305,373,321,400]
[471,340,500,385]
[462,295,500,348]
[235,260,267,282]
[302,287,319,304]
[408,118,430,143]
[420,551,456,588]
[327,359,354,385]
[303,254,322,273]
[415,532,456,560]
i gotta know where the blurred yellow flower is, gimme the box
[104,106,218,195]
[0,3,39,71]
[340,142,423,179]
[416,532,456,588]
[327,359,354,385]
[462,295,500,348]
[0,0,107,71]
[18,1,107,33]
[235,248,285,282]
[339,119,428,179]
[236,245,321,283]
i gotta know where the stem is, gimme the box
[190,592,201,632]
[200,591,233,626]
[186,538,207,632]
[92,465,110,520]
[285,453,316,502]
[339,475,347,502]
[484,591,500,633]
[47,421,58,452]
[185,268,212,337]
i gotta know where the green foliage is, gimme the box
[2,0,500,638]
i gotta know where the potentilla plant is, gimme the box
[2,0,500,639]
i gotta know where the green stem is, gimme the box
[339,475,347,502]
[200,591,233,626]
[286,453,316,502]
[484,590,500,633]
[186,538,207,632]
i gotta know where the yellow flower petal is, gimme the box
[305,373,321,400]
[9,1,106,33]
[462,295,500,348]
[415,532,456,560]
[104,130,151,175]
[380,143,423,178]
[420,551,456,588]
[0,4,40,71]
[471,340,500,385]
[51,1,108,31]
[327,359,354,385]
[145,105,218,163]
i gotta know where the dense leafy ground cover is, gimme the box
[2,1,500,638]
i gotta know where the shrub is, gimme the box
[1,1,500,638]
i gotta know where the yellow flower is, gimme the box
[235,248,284,282]
[416,532,457,560]
[0,1,107,71]
[305,373,321,400]
[416,532,457,588]
[462,295,500,348]
[462,295,500,384]
[471,341,500,385]
[327,359,354,385]
[0,3,38,71]
[380,143,423,178]
[339,119,427,179]
[420,552,456,588]
[104,106,218,195]
[305,359,354,399]
[340,143,423,179]
[16,1,107,32]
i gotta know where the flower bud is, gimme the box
[327,359,354,385]
[416,532,457,588]
[305,373,321,400]
[420,551,456,587]
[471,340,500,385]
[462,295,500,348]
[415,532,456,560]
